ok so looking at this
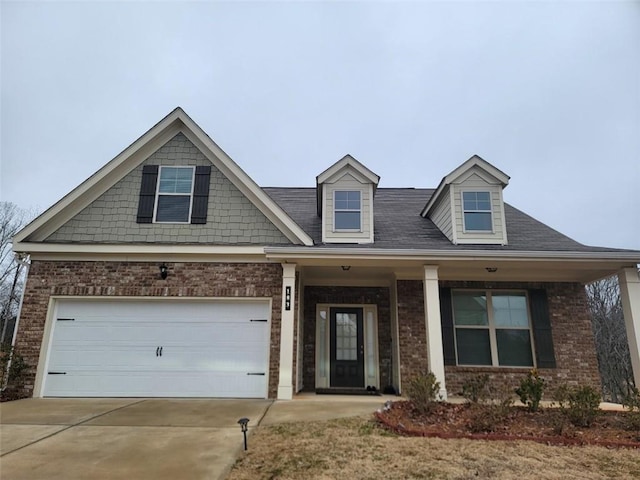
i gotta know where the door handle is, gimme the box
[156,347,159,357]
[159,346,163,356]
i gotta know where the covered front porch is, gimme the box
[270,248,640,401]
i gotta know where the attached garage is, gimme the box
[40,299,271,398]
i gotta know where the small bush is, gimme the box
[1,345,27,388]
[461,374,490,404]
[404,372,441,415]
[515,369,545,412]
[467,389,514,433]
[552,383,601,428]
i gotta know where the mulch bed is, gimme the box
[375,400,640,448]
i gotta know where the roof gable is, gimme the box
[14,107,314,248]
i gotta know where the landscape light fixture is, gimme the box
[159,264,168,280]
[238,417,250,450]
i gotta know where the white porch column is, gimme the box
[277,263,297,400]
[423,265,447,400]
[619,267,640,388]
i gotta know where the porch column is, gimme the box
[619,267,640,388]
[423,265,447,400]
[277,263,297,400]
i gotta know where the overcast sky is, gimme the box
[1,1,638,250]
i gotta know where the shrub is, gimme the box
[404,372,441,415]
[560,385,601,427]
[515,369,545,412]
[467,389,514,433]
[1,344,27,388]
[461,374,490,404]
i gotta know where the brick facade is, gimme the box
[396,280,429,386]
[12,260,284,399]
[302,286,392,391]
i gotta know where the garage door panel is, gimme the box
[44,300,270,398]
[45,371,267,398]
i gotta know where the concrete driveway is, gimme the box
[0,398,272,480]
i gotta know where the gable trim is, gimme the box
[316,154,380,185]
[14,108,314,247]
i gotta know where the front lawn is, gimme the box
[228,414,640,480]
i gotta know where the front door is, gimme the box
[330,307,364,388]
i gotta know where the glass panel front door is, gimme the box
[330,307,364,388]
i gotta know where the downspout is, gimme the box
[1,253,30,391]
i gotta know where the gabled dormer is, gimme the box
[316,155,380,244]
[421,155,510,245]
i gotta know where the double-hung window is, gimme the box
[334,190,361,231]
[462,191,492,231]
[452,290,534,367]
[154,166,195,223]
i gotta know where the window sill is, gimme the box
[446,365,537,372]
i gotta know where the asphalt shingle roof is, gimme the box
[264,187,632,253]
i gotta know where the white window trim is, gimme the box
[461,190,494,233]
[153,166,196,224]
[452,290,535,368]
[333,190,362,233]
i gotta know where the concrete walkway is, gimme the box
[0,395,388,480]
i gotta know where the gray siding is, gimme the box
[429,185,454,242]
[45,133,291,245]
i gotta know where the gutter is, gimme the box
[264,246,640,263]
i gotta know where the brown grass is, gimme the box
[228,416,640,480]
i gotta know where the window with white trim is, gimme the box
[452,290,534,367]
[334,190,361,230]
[154,166,195,223]
[462,191,492,231]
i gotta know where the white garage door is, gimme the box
[43,299,270,398]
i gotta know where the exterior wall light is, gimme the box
[341,266,351,271]
[159,264,168,280]
[486,267,498,273]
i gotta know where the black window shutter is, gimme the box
[529,289,556,368]
[191,166,211,224]
[136,165,159,223]
[439,287,456,366]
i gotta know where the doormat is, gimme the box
[315,388,382,396]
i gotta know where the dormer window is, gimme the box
[462,191,492,232]
[155,166,195,223]
[334,190,361,231]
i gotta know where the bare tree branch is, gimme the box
[586,275,634,402]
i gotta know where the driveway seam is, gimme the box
[0,399,148,457]
[254,399,274,427]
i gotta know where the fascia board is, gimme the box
[446,156,510,186]
[264,246,640,263]
[13,108,185,243]
[13,242,266,255]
